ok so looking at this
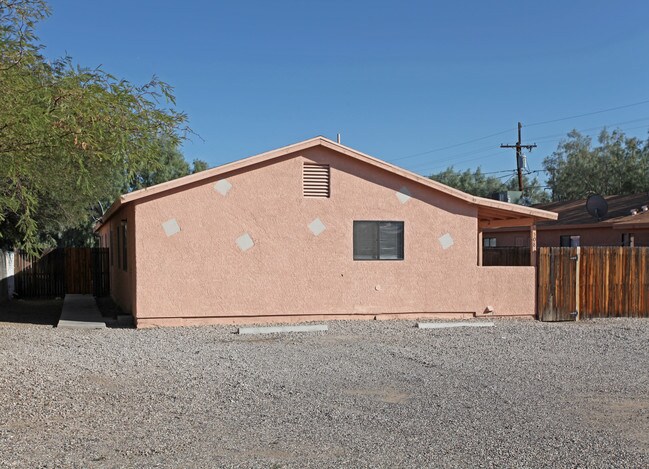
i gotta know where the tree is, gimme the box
[128,139,209,191]
[543,129,649,201]
[429,167,549,204]
[0,0,190,253]
[191,159,209,173]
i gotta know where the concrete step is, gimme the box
[57,294,106,329]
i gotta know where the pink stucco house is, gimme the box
[96,137,557,327]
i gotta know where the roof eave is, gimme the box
[96,136,558,229]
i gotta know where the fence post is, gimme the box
[529,224,537,266]
[575,246,580,320]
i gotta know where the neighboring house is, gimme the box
[96,137,557,327]
[485,193,649,248]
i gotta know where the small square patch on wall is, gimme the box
[162,219,180,237]
[236,233,254,252]
[308,218,326,236]
[396,186,411,204]
[438,233,454,250]
[214,179,232,196]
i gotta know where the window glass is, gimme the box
[353,221,378,260]
[483,237,497,247]
[122,223,128,271]
[379,222,404,259]
[560,235,580,247]
[116,226,121,269]
[353,221,404,260]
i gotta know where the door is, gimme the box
[537,247,578,321]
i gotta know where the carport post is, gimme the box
[530,224,537,266]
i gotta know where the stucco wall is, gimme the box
[98,204,135,314]
[129,146,535,326]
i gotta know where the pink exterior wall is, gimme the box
[98,204,136,314]
[490,226,649,247]
[121,146,535,327]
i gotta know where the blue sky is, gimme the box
[39,1,649,186]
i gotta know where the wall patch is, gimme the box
[396,186,411,204]
[236,233,254,252]
[162,219,181,237]
[308,218,326,236]
[439,233,454,250]
[214,179,232,196]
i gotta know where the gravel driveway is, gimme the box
[1,315,648,468]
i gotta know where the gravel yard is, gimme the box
[1,307,648,468]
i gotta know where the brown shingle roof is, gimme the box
[533,193,649,227]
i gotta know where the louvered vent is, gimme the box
[303,163,330,198]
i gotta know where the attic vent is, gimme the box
[303,163,330,198]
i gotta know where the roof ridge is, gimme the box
[97,137,557,228]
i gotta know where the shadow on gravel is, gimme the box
[96,296,135,329]
[0,298,63,326]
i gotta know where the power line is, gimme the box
[416,150,505,174]
[406,144,503,172]
[391,128,514,162]
[417,120,649,175]
[392,99,649,166]
[525,99,649,128]
[483,169,517,175]
[528,117,649,144]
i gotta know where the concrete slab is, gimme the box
[417,321,494,329]
[57,294,106,329]
[237,324,328,335]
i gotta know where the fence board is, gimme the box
[537,247,578,321]
[14,249,65,298]
[13,248,109,298]
[579,247,649,319]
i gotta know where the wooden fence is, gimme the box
[14,248,109,298]
[537,247,649,321]
[579,247,649,318]
[14,249,66,298]
[483,247,530,266]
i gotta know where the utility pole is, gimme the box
[501,122,537,191]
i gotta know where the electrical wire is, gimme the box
[527,116,649,143]
[413,151,505,174]
[406,146,504,172]
[415,120,649,176]
[391,128,514,162]
[525,99,649,128]
[390,99,649,167]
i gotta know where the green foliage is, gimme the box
[128,139,209,191]
[543,129,649,201]
[191,158,209,174]
[0,0,192,253]
[429,167,549,204]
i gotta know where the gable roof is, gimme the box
[531,193,649,229]
[97,136,557,229]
